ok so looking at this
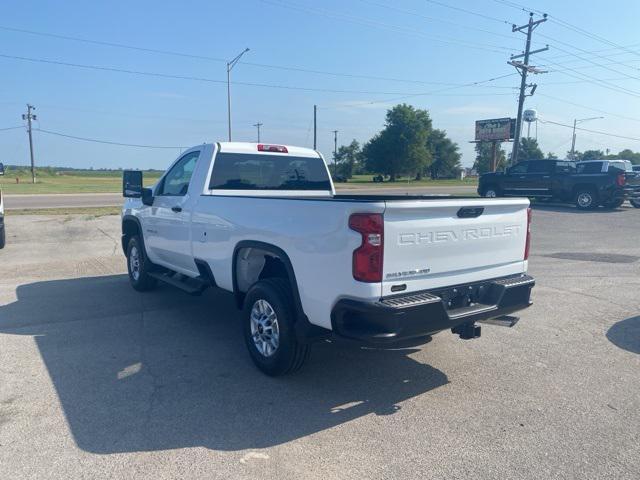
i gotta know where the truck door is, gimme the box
[145,150,200,274]
[524,160,554,196]
[501,162,529,195]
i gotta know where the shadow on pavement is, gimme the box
[0,275,448,453]
[607,316,640,354]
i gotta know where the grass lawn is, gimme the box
[338,174,477,188]
[0,168,162,194]
[7,206,121,216]
[0,167,477,194]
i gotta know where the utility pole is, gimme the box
[570,117,603,160]
[313,105,317,150]
[253,122,263,143]
[226,47,250,141]
[332,130,338,177]
[508,13,548,165]
[22,104,37,184]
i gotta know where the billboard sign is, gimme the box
[475,118,515,141]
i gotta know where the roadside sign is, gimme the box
[475,118,515,141]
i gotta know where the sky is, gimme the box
[1,0,639,170]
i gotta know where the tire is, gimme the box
[126,235,157,291]
[575,188,598,210]
[482,185,500,198]
[0,224,5,249]
[603,198,624,209]
[242,278,310,376]
[631,199,640,209]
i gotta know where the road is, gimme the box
[1,206,638,479]
[3,185,478,209]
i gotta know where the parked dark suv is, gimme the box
[478,159,640,210]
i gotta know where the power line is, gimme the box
[539,34,640,79]
[35,128,186,149]
[538,120,640,142]
[356,0,520,43]
[327,72,518,109]
[423,0,512,25]
[537,93,640,123]
[1,24,517,87]
[260,0,516,54]
[0,125,24,131]
[539,54,640,98]
[490,0,640,59]
[0,52,519,97]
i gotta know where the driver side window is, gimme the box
[158,151,200,196]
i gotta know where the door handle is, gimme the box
[542,176,551,178]
[171,206,182,213]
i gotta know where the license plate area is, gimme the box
[431,281,494,311]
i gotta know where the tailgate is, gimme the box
[382,198,529,296]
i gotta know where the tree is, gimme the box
[427,129,461,179]
[614,149,640,164]
[581,149,605,161]
[362,104,432,181]
[546,152,558,160]
[516,138,544,161]
[334,139,361,179]
[473,141,506,174]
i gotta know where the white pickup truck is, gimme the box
[122,142,534,375]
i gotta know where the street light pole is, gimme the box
[226,47,250,142]
[570,116,604,160]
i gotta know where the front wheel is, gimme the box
[631,199,640,208]
[126,235,157,291]
[243,278,310,376]
[575,188,598,210]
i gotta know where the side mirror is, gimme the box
[123,170,143,198]
[142,188,154,206]
[0,163,5,176]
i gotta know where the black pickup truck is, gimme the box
[478,159,640,210]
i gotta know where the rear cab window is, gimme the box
[576,162,604,174]
[208,152,331,192]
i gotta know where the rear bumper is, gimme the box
[331,274,535,345]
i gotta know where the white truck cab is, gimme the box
[122,142,535,375]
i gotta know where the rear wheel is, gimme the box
[575,188,598,210]
[243,278,309,376]
[631,199,640,208]
[0,224,5,249]
[482,185,500,198]
[126,235,157,291]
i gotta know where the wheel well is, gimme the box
[482,183,499,193]
[572,184,597,196]
[121,217,141,253]
[235,247,289,296]
[233,243,301,313]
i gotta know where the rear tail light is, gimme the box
[524,207,532,260]
[349,213,384,282]
[616,172,625,186]
[258,144,288,153]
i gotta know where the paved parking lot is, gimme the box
[0,205,639,479]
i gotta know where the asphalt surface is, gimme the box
[3,184,477,209]
[0,204,638,479]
